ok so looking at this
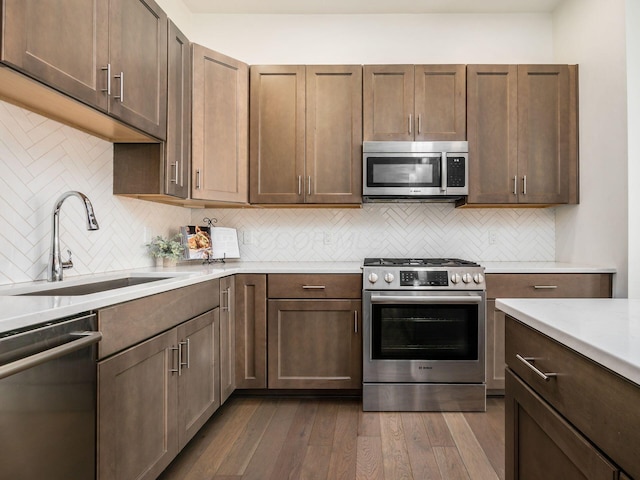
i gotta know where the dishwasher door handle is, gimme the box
[0,331,102,380]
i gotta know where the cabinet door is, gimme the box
[166,21,191,198]
[220,276,236,404]
[108,0,167,139]
[250,65,306,204]
[517,65,571,204]
[235,274,267,389]
[486,300,506,392]
[363,65,414,141]
[268,299,362,389]
[305,65,362,204]
[467,64,519,204]
[177,309,220,450]
[1,0,109,110]
[98,329,178,480]
[192,45,249,203]
[414,65,466,141]
[505,369,618,480]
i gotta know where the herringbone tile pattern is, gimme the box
[198,204,555,262]
[0,101,190,285]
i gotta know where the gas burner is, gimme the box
[363,257,480,268]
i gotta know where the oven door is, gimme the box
[363,290,485,383]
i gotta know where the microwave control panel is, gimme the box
[447,157,466,187]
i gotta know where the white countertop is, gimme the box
[0,260,615,336]
[483,261,616,274]
[496,298,640,387]
[0,261,362,335]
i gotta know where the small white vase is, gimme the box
[154,257,163,268]
[162,257,177,268]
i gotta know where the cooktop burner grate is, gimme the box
[363,258,480,268]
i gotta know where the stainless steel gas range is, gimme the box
[362,258,486,412]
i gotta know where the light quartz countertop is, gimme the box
[0,260,615,336]
[496,298,640,387]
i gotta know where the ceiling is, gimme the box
[181,0,564,14]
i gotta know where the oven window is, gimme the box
[367,157,441,187]
[371,304,478,360]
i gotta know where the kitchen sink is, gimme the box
[18,276,172,296]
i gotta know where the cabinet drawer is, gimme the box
[505,316,640,479]
[268,274,361,299]
[98,279,220,359]
[486,273,611,299]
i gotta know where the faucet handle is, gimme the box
[62,249,74,270]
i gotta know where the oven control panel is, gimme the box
[400,270,449,287]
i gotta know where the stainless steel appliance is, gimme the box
[362,258,486,412]
[362,141,468,201]
[0,313,102,479]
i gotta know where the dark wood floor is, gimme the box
[159,395,505,480]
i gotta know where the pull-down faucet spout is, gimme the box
[47,191,100,282]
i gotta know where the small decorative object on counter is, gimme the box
[146,234,184,267]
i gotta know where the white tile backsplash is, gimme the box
[0,99,555,287]
[197,204,555,263]
[0,101,190,285]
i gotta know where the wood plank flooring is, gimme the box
[159,396,505,480]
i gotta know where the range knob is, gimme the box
[384,272,395,284]
[473,273,485,284]
[462,273,472,284]
[451,273,461,284]
[368,272,379,284]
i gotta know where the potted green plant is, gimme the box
[146,234,184,267]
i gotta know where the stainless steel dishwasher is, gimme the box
[0,313,102,479]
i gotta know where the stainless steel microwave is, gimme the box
[362,141,468,201]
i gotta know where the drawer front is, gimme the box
[486,273,611,299]
[268,274,361,299]
[98,279,220,358]
[505,316,640,479]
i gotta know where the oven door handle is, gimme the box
[370,294,483,305]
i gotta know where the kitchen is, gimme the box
[0,0,638,479]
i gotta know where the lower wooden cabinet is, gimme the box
[486,273,612,393]
[98,309,220,480]
[267,299,362,389]
[234,274,268,389]
[505,369,618,479]
[220,275,236,403]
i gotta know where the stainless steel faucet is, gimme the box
[47,191,100,282]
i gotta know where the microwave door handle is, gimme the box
[370,294,483,305]
[440,152,447,192]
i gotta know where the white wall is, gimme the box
[626,0,640,298]
[552,0,629,297]
[189,13,553,64]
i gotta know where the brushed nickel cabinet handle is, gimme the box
[101,64,111,95]
[302,285,326,290]
[408,114,412,135]
[221,287,231,312]
[114,71,124,102]
[516,354,556,382]
[307,176,311,195]
[513,176,517,195]
[298,175,302,195]
[179,339,190,371]
[533,285,558,290]
[523,175,527,195]
[169,344,181,375]
[170,161,178,184]
[354,310,358,334]
[418,114,422,134]
[195,169,201,190]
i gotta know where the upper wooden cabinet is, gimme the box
[363,64,466,141]
[250,65,362,204]
[1,0,167,140]
[191,45,249,204]
[466,64,578,206]
[113,21,190,200]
